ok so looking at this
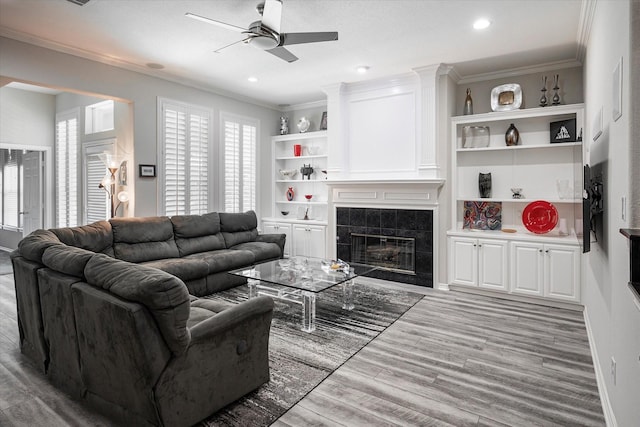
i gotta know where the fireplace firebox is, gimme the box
[351,234,415,274]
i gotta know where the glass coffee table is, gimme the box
[229,257,377,332]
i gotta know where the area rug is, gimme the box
[198,281,424,426]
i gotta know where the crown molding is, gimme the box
[454,59,583,85]
[577,0,597,63]
[0,28,281,111]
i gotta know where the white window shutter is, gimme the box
[55,110,79,227]
[222,114,258,214]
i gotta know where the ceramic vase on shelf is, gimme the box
[505,123,520,146]
[279,116,289,135]
[286,187,295,201]
[479,173,492,198]
[463,88,473,115]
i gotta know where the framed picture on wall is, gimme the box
[139,164,156,177]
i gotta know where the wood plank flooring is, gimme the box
[0,272,605,426]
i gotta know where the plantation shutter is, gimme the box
[55,109,79,227]
[224,121,240,212]
[2,150,20,228]
[160,99,211,216]
[222,114,258,213]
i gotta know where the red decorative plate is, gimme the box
[522,200,558,234]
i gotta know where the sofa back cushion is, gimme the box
[51,220,114,257]
[110,216,179,263]
[42,245,95,279]
[84,254,191,355]
[17,229,63,263]
[219,210,259,247]
[171,212,226,256]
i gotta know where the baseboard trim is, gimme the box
[448,285,583,311]
[583,306,617,427]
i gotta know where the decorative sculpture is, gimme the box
[300,164,314,180]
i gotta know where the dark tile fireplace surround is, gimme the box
[336,207,433,287]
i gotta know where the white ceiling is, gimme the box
[0,0,585,108]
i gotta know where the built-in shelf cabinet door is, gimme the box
[262,221,292,257]
[510,241,545,297]
[449,236,478,287]
[292,224,326,258]
[477,239,508,292]
[545,244,581,302]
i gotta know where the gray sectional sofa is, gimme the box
[10,210,285,426]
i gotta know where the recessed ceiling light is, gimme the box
[473,18,491,30]
[146,63,165,70]
[247,76,258,83]
[356,65,370,74]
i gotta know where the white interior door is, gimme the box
[22,151,43,235]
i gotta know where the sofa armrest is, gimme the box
[255,233,286,258]
[153,295,274,427]
[189,295,274,342]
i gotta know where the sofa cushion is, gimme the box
[171,212,226,256]
[230,241,282,263]
[42,245,94,279]
[186,249,255,274]
[141,257,209,283]
[111,216,180,263]
[187,299,234,328]
[84,254,191,355]
[51,220,114,256]
[17,229,62,263]
[219,210,258,232]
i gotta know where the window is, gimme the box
[0,149,24,230]
[55,109,79,227]
[159,98,212,216]
[222,113,258,213]
[85,100,114,134]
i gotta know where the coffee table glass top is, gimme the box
[229,257,377,293]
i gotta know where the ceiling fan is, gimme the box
[185,0,338,63]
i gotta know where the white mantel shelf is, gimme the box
[326,178,445,186]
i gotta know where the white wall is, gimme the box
[0,87,55,147]
[583,1,640,425]
[0,36,281,219]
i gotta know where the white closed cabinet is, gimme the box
[510,241,580,302]
[262,221,292,257]
[449,236,508,292]
[292,224,326,258]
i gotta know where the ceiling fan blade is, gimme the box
[266,46,298,63]
[261,0,282,33]
[185,12,247,33]
[214,37,251,53]
[280,32,339,46]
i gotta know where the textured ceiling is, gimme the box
[0,0,585,107]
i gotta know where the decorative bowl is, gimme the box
[306,146,319,155]
[281,211,289,216]
[304,194,313,200]
[279,169,298,179]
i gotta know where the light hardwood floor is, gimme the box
[0,273,604,426]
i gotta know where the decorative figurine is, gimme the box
[511,188,524,199]
[279,116,289,135]
[539,76,548,107]
[505,123,520,146]
[286,187,295,201]
[300,164,314,180]
[479,173,492,198]
[463,88,473,115]
[552,74,560,105]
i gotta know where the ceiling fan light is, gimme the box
[248,35,279,50]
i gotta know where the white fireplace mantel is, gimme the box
[327,178,445,208]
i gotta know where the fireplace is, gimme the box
[351,234,415,274]
[336,207,433,286]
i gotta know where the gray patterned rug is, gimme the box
[199,281,423,426]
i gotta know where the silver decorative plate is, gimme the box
[491,83,522,111]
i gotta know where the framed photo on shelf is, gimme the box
[139,164,156,177]
[320,111,327,130]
